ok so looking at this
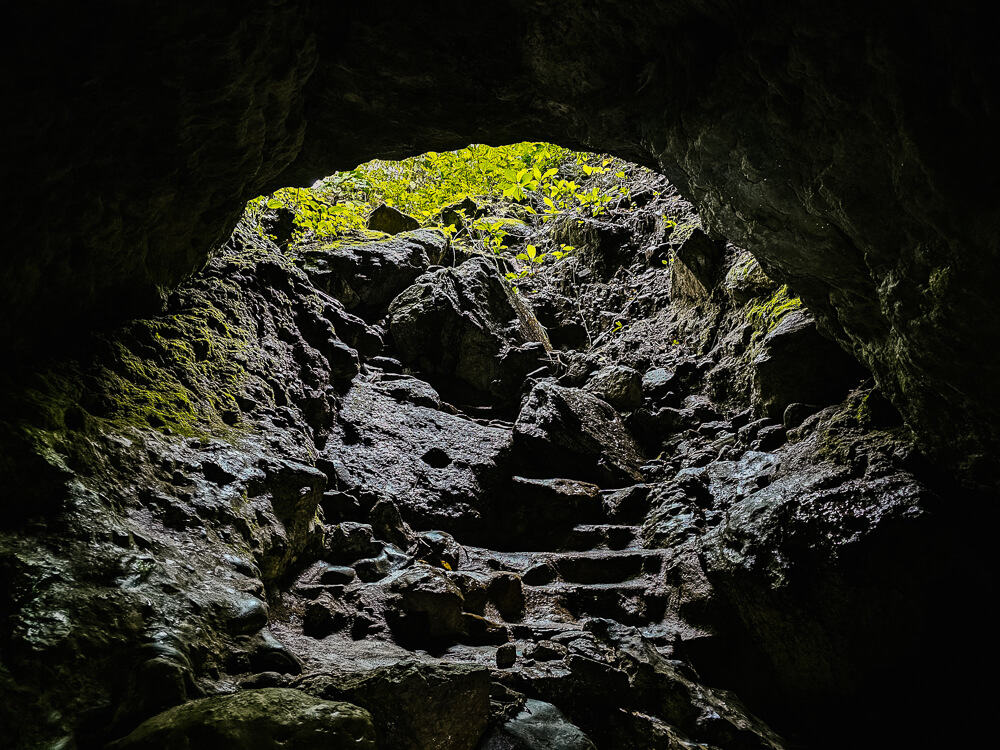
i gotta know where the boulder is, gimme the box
[387,256,550,404]
[366,203,420,235]
[294,661,490,750]
[324,381,511,537]
[301,229,445,316]
[584,365,643,410]
[671,229,726,299]
[752,310,865,420]
[480,699,596,750]
[513,382,644,487]
[106,689,375,750]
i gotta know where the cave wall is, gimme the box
[4,0,998,485]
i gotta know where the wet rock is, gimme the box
[464,613,511,645]
[247,631,302,675]
[753,310,865,420]
[366,203,420,235]
[782,402,820,429]
[524,641,569,662]
[493,477,602,549]
[303,595,349,639]
[301,230,444,316]
[326,523,383,564]
[487,572,525,621]
[670,230,726,301]
[385,564,467,643]
[353,544,408,583]
[640,367,675,400]
[496,642,518,669]
[326,381,511,537]
[317,564,356,585]
[725,250,776,304]
[374,375,441,409]
[551,216,631,278]
[583,364,643,410]
[106,689,376,750]
[386,256,549,403]
[513,382,643,487]
[294,661,490,750]
[480,699,596,750]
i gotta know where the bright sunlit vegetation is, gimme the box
[246,142,644,282]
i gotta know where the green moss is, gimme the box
[746,284,802,336]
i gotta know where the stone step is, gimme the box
[533,581,666,625]
[558,524,640,551]
[551,550,661,584]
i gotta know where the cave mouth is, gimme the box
[0,137,968,750]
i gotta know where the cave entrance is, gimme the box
[221,142,820,746]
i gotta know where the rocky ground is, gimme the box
[0,166,985,749]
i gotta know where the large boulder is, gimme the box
[106,689,375,750]
[513,382,644,487]
[300,229,445,316]
[387,256,550,404]
[324,381,511,537]
[491,477,603,550]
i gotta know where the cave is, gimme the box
[1,3,996,749]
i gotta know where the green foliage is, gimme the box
[247,143,638,278]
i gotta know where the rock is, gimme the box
[480,699,596,750]
[366,203,420,235]
[726,250,776,303]
[670,230,726,301]
[436,196,485,230]
[640,367,675,400]
[492,477,602,549]
[524,641,569,662]
[326,523,383,564]
[325,381,511,538]
[303,596,348,639]
[583,365,643,410]
[294,661,490,750]
[486,572,525,621]
[782,402,820,429]
[551,216,631,277]
[106,689,376,750]
[463,613,511,645]
[513,382,644,487]
[386,256,549,403]
[385,564,467,643]
[496,642,518,669]
[317,564,356,585]
[753,310,865,420]
[374,375,441,409]
[301,230,445,316]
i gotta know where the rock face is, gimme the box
[325,380,511,537]
[513,382,644,487]
[387,257,550,405]
[106,689,376,750]
[300,229,443,316]
[753,310,866,419]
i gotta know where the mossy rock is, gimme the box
[107,688,376,750]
